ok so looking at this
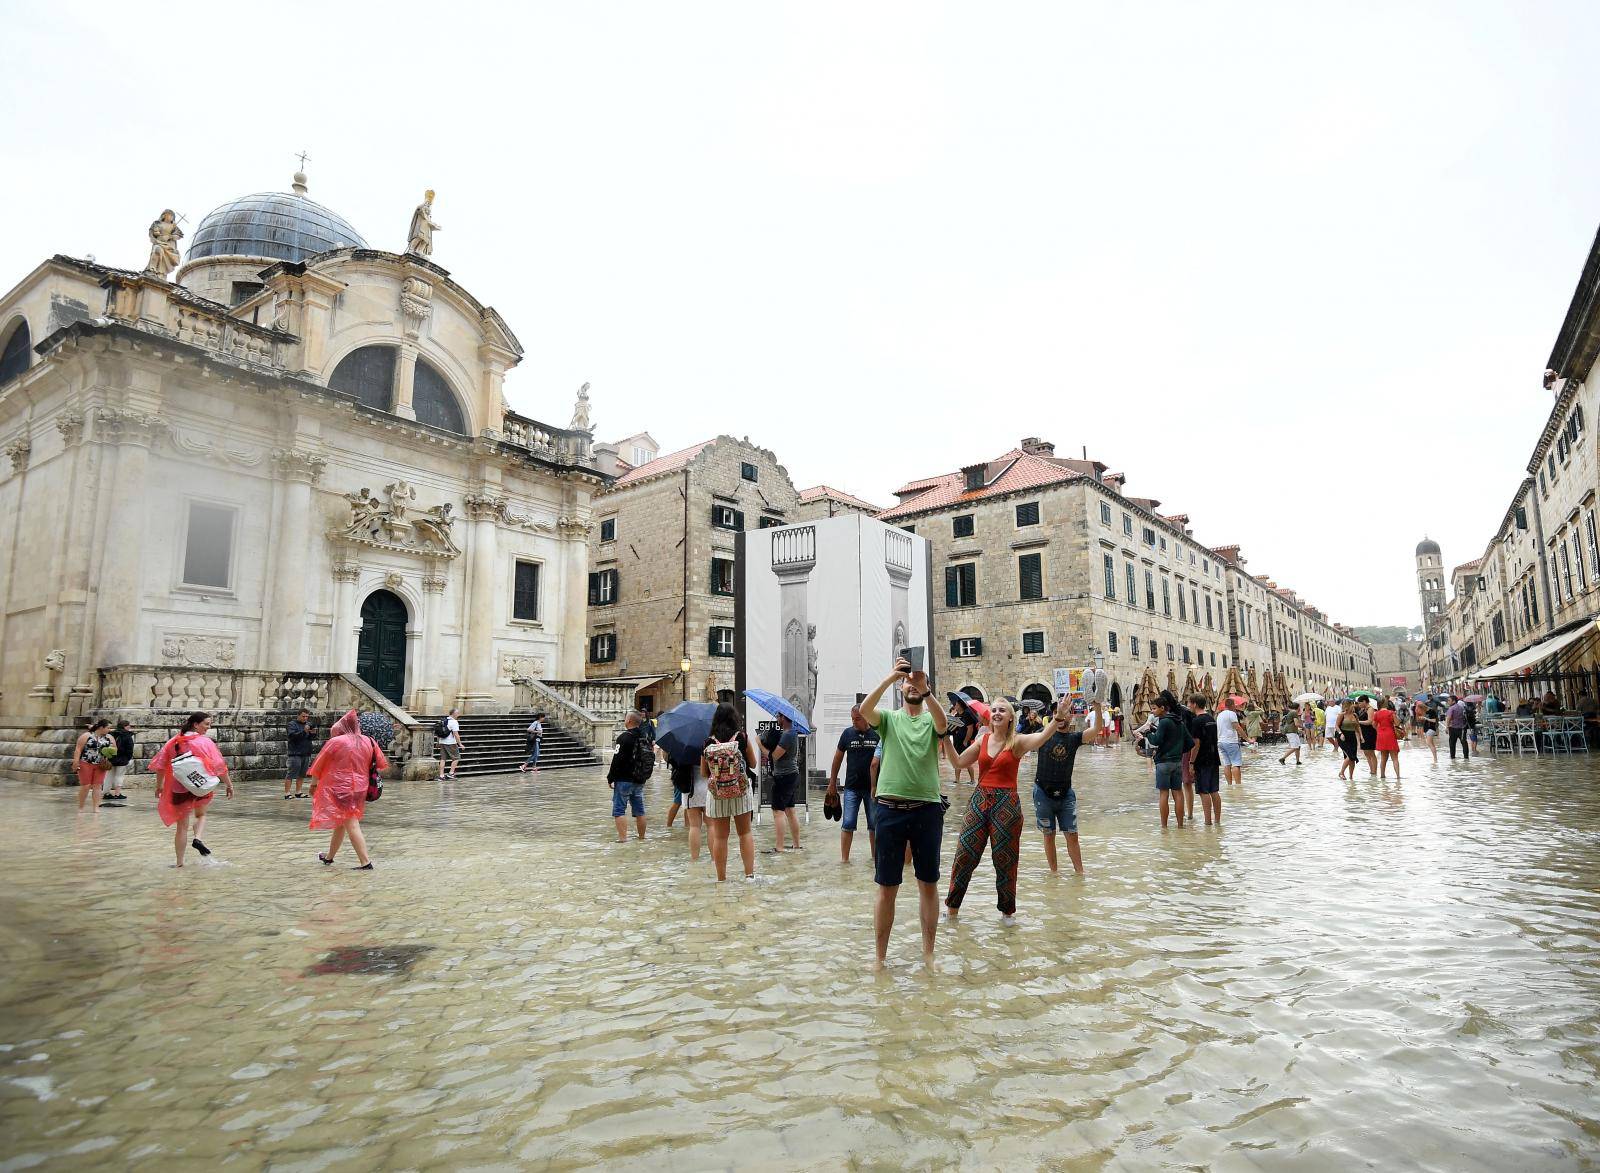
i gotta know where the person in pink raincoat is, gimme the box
[148,711,233,868]
[307,710,387,871]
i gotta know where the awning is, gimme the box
[1474,620,1600,679]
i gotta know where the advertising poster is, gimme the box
[739,514,933,788]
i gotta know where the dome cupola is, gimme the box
[1415,537,1441,558]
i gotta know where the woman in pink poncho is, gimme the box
[148,711,233,867]
[308,710,387,870]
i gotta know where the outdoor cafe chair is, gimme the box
[1514,719,1540,754]
[1564,716,1589,753]
[1490,718,1516,755]
[1541,718,1570,754]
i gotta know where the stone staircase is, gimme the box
[417,713,600,777]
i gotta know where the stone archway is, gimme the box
[356,589,409,704]
[1021,682,1054,709]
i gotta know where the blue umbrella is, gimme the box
[743,688,813,734]
[655,702,716,767]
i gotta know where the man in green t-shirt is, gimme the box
[860,656,948,969]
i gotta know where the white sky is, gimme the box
[4,1,1596,628]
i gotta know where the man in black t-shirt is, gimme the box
[1187,694,1222,826]
[608,713,648,842]
[825,705,881,863]
[1030,699,1097,874]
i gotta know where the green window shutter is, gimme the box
[587,572,599,605]
[949,639,962,659]
[945,566,959,607]
[972,637,983,656]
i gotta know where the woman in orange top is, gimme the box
[307,710,388,870]
[944,698,1062,922]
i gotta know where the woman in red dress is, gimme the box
[308,710,387,870]
[148,712,232,867]
[1374,699,1402,780]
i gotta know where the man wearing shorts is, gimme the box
[1146,695,1192,827]
[1032,700,1095,873]
[826,705,879,863]
[437,708,462,780]
[1216,698,1244,785]
[767,714,802,852]
[1188,694,1222,825]
[283,709,315,800]
[607,711,648,841]
[860,656,947,969]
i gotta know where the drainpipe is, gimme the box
[682,467,691,702]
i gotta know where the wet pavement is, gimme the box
[2,740,1599,1170]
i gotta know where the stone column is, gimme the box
[330,559,361,671]
[265,449,326,668]
[457,492,502,712]
[413,567,447,712]
[393,344,418,421]
[771,526,817,723]
[86,411,163,669]
[886,528,914,696]
[559,509,591,679]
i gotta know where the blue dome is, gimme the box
[188,189,366,263]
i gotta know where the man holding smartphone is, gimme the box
[859,651,948,970]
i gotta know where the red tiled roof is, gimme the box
[612,439,714,486]
[798,485,884,512]
[879,450,1083,520]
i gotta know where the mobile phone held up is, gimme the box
[899,646,925,673]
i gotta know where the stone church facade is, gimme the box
[0,173,605,740]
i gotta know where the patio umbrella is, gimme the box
[947,691,975,715]
[743,688,813,734]
[1293,692,1322,705]
[1464,693,1485,704]
[655,701,716,767]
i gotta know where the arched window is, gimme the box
[0,319,30,386]
[328,345,396,412]
[413,357,466,435]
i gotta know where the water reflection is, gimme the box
[1,744,1598,1168]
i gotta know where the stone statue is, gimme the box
[413,502,455,549]
[806,624,818,717]
[344,488,384,537]
[569,382,592,431]
[407,190,441,257]
[144,210,183,277]
[44,648,66,674]
[385,480,417,523]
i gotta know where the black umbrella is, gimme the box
[655,702,716,767]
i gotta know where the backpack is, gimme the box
[433,717,452,740]
[631,734,656,783]
[704,735,747,801]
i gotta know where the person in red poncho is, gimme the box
[307,710,387,870]
[148,711,233,867]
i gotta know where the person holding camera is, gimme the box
[860,654,947,970]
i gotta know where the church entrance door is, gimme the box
[356,590,408,705]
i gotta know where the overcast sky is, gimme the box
[4,1,1596,628]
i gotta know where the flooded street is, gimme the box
[2,742,1599,1170]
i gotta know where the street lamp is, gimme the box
[680,656,692,676]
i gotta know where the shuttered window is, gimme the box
[1018,553,1043,601]
[588,568,618,605]
[711,504,744,530]
[953,514,975,538]
[1015,501,1040,527]
[589,633,616,663]
[709,626,736,657]
[1103,554,1116,599]
[711,558,735,595]
[950,637,983,658]
[945,563,977,608]
[1022,631,1045,654]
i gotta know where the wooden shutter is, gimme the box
[1019,553,1042,600]
[945,566,959,607]
[587,572,600,605]
[949,639,962,659]
[734,510,746,530]
[971,637,983,656]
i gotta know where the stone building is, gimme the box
[1415,222,1600,694]
[1371,642,1424,694]
[583,435,802,712]
[0,171,605,765]
[794,484,884,522]
[878,438,1375,711]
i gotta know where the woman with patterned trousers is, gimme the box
[943,698,1061,924]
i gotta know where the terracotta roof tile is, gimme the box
[612,439,714,486]
[879,450,1083,520]
[798,485,884,512]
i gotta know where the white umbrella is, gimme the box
[1293,692,1323,704]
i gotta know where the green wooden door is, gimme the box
[356,590,408,705]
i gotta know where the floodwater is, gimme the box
[2,741,1599,1171]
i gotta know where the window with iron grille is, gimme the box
[711,557,735,596]
[953,514,975,538]
[946,563,978,607]
[1022,631,1045,654]
[1018,553,1043,601]
[513,560,540,621]
[709,626,736,657]
[599,517,616,543]
[1016,501,1040,527]
[1103,554,1116,599]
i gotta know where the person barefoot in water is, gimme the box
[148,712,232,867]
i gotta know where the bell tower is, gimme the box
[1416,537,1444,631]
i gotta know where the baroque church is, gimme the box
[0,170,605,736]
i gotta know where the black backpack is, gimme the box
[433,716,452,739]
[631,733,656,783]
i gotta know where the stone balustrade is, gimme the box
[102,271,287,368]
[533,678,642,723]
[511,678,616,748]
[500,411,593,465]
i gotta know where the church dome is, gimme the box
[1415,537,1441,557]
[188,175,366,263]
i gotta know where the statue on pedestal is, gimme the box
[407,190,441,257]
[144,210,183,277]
[570,382,592,431]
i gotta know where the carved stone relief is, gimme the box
[337,483,461,558]
[4,434,30,475]
[161,633,239,669]
[499,652,548,684]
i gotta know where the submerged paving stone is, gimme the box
[1,750,1599,1167]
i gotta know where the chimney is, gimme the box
[1020,437,1055,457]
[1104,472,1125,492]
